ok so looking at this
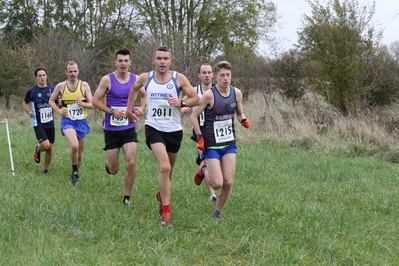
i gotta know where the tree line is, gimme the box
[1,0,399,116]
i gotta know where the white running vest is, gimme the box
[145,71,183,132]
[192,85,205,127]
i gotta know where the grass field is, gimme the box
[1,115,399,265]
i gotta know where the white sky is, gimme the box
[260,0,399,53]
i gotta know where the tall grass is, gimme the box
[1,94,399,264]
[241,91,399,162]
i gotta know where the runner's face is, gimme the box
[65,64,79,82]
[214,68,231,89]
[35,70,47,87]
[198,65,212,86]
[115,54,131,73]
[152,51,172,73]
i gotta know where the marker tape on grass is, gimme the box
[1,118,15,175]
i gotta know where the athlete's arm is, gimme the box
[92,75,111,113]
[77,82,94,109]
[134,86,147,117]
[234,87,250,128]
[178,74,200,107]
[234,87,246,122]
[190,90,212,135]
[126,72,148,122]
[22,100,34,118]
[49,83,66,116]
[181,87,195,116]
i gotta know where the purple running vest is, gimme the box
[102,72,137,131]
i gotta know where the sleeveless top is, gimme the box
[203,85,237,148]
[61,80,88,120]
[145,71,183,132]
[23,85,55,127]
[193,85,205,127]
[102,72,137,131]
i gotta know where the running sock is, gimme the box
[72,164,78,172]
[123,195,131,202]
[162,204,171,213]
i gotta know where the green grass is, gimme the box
[1,119,399,265]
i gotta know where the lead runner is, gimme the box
[126,46,200,227]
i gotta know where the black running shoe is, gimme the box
[213,210,222,220]
[70,171,79,185]
[123,198,135,208]
[105,164,111,174]
[34,145,40,163]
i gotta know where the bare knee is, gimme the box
[209,178,223,190]
[159,163,172,177]
[224,181,233,190]
[40,142,51,151]
[213,179,233,190]
[108,165,119,175]
[213,184,223,190]
[126,159,136,172]
[70,143,79,153]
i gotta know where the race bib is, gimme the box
[152,100,172,123]
[39,107,53,123]
[213,119,234,143]
[110,106,128,126]
[67,103,84,120]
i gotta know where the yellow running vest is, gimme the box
[61,80,88,119]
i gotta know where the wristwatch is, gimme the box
[181,100,186,107]
[109,109,114,115]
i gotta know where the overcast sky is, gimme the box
[260,0,399,53]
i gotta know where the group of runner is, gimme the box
[22,47,250,227]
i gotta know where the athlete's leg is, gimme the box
[43,143,53,170]
[106,148,120,175]
[63,128,79,166]
[121,142,138,197]
[77,137,87,169]
[215,153,236,212]
[204,158,224,190]
[151,142,174,206]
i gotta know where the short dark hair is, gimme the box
[198,63,211,73]
[153,46,171,58]
[213,61,231,74]
[116,48,130,58]
[34,67,47,77]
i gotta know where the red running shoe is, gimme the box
[161,212,173,227]
[194,161,206,185]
